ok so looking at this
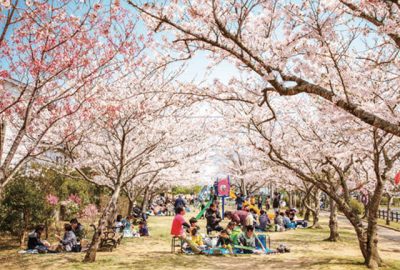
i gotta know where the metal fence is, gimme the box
[378,210,400,222]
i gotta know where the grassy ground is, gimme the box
[376,219,400,231]
[1,211,400,270]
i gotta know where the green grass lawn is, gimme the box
[1,211,400,270]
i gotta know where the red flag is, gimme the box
[395,172,400,185]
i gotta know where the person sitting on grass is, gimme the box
[55,223,78,252]
[216,229,233,254]
[226,221,242,246]
[274,211,285,232]
[171,206,203,254]
[27,224,50,253]
[256,210,270,232]
[283,212,296,229]
[205,203,223,234]
[138,220,149,236]
[237,225,256,254]
[70,218,85,248]
[190,228,204,246]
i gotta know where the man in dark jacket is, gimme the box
[174,195,186,212]
[205,203,223,234]
[70,218,86,242]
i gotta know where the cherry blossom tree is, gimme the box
[0,1,143,195]
[129,0,400,137]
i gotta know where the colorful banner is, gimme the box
[217,177,230,197]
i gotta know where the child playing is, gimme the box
[216,229,233,254]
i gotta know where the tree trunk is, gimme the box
[141,186,149,213]
[0,120,5,174]
[362,203,370,219]
[0,171,6,198]
[325,198,340,241]
[127,198,134,216]
[304,208,310,221]
[352,217,382,270]
[386,195,392,226]
[288,191,293,208]
[311,209,322,229]
[20,210,30,247]
[366,220,381,270]
[84,185,121,263]
[311,190,322,229]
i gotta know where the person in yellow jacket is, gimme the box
[190,228,203,246]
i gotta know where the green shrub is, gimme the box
[349,199,364,216]
[0,176,53,236]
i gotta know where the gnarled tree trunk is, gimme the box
[84,185,121,263]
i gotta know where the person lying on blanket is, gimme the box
[237,225,256,254]
[171,206,203,254]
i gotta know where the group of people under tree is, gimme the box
[27,219,85,253]
[27,212,150,254]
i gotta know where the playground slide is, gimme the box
[195,199,213,220]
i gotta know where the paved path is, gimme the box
[322,212,400,246]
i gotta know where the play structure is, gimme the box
[195,176,231,220]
